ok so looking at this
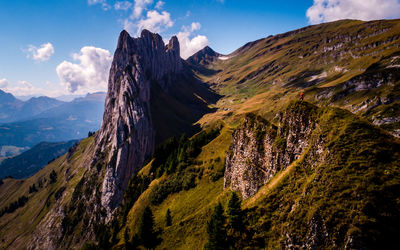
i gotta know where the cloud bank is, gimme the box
[1,80,65,97]
[0,78,8,88]
[307,0,400,24]
[56,46,112,94]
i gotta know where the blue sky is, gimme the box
[0,0,399,98]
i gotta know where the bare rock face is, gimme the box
[224,102,320,199]
[95,30,183,216]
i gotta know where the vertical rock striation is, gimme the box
[95,30,184,216]
[224,102,321,199]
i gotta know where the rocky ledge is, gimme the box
[224,102,322,199]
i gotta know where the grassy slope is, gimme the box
[115,126,233,249]
[196,19,400,130]
[0,140,79,179]
[242,103,400,248]
[0,136,95,249]
[118,102,400,249]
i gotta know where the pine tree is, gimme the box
[166,208,172,226]
[138,206,157,249]
[205,202,226,250]
[124,227,137,250]
[227,192,242,231]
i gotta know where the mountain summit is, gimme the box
[95,29,185,215]
[75,29,217,227]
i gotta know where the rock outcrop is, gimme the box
[224,102,321,199]
[94,30,184,215]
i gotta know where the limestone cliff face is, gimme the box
[224,102,321,199]
[95,30,183,215]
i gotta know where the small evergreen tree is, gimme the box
[166,208,172,226]
[205,202,226,250]
[138,206,157,249]
[227,192,242,231]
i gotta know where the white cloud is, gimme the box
[0,78,8,88]
[155,1,165,9]
[87,0,111,10]
[27,42,55,62]
[307,0,400,24]
[114,1,132,10]
[132,0,153,19]
[136,10,174,34]
[176,23,209,59]
[123,19,137,34]
[56,46,112,94]
[191,22,201,31]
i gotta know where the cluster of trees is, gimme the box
[84,129,221,249]
[0,196,28,217]
[87,131,96,137]
[150,170,198,205]
[205,193,244,250]
[151,128,220,177]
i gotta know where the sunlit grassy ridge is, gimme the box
[0,137,95,249]
[196,19,400,134]
[111,101,400,249]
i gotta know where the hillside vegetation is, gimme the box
[0,19,399,249]
[103,101,400,249]
[0,140,78,179]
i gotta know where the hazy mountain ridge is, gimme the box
[0,19,399,249]
[0,90,65,124]
[0,92,106,147]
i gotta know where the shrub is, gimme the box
[49,170,57,184]
[55,186,66,200]
[29,184,38,193]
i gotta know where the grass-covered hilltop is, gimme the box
[1,19,400,249]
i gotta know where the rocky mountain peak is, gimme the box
[94,29,185,218]
[187,45,221,65]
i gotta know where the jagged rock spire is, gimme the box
[95,29,183,218]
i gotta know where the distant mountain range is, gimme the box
[16,94,85,102]
[0,90,64,124]
[0,91,105,147]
